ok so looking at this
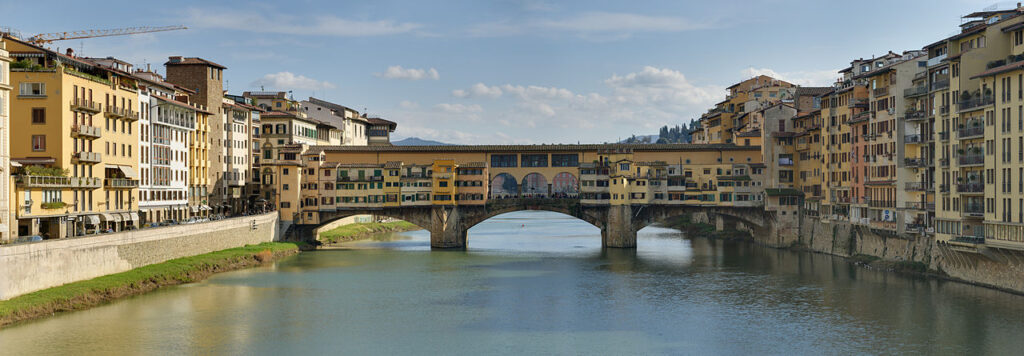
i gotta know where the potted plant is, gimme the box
[957,148,965,154]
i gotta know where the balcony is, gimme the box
[957,182,984,193]
[15,175,102,189]
[905,182,929,191]
[904,85,928,98]
[873,87,889,97]
[962,203,984,217]
[104,178,139,189]
[958,153,984,166]
[958,95,994,112]
[869,200,895,208]
[904,157,930,167]
[848,98,868,108]
[904,134,924,144]
[74,151,102,164]
[71,124,102,139]
[105,106,140,121]
[931,78,950,91]
[904,109,927,121]
[848,111,871,124]
[952,235,985,244]
[905,201,935,210]
[958,125,984,139]
[70,98,101,113]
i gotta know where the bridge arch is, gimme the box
[551,172,579,196]
[520,173,548,197]
[490,173,518,198]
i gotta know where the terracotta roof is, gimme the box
[367,117,397,129]
[164,56,226,69]
[737,130,761,138]
[971,60,1024,79]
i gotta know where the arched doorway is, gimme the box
[490,173,518,198]
[551,172,578,197]
[521,173,548,197]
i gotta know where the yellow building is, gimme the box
[0,39,11,242]
[5,36,140,238]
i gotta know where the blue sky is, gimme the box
[2,0,1002,144]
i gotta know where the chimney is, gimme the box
[168,56,183,63]
[66,48,74,57]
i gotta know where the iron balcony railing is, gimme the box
[905,134,924,144]
[959,125,985,139]
[958,95,995,112]
[869,200,895,208]
[957,182,984,193]
[931,79,950,91]
[904,157,931,167]
[873,87,889,97]
[905,202,936,210]
[905,182,929,191]
[953,235,985,244]
[904,109,927,121]
[963,204,985,217]
[958,154,985,166]
[904,85,928,97]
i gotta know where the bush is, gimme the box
[40,202,66,210]
[23,165,67,177]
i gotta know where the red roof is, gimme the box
[164,56,226,69]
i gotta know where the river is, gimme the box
[1,211,1023,355]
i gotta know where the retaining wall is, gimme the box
[0,212,279,300]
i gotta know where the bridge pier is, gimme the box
[428,206,468,249]
[602,205,637,248]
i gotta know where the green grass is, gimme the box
[319,221,419,244]
[0,242,302,327]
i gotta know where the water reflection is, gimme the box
[1,211,1022,355]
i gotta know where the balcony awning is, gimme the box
[12,157,56,165]
[116,165,137,179]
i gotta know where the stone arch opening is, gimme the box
[551,172,579,198]
[490,173,518,198]
[466,210,601,239]
[520,173,548,198]
[311,212,429,242]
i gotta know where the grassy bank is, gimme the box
[0,242,302,328]
[319,221,420,244]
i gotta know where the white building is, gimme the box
[217,100,252,213]
[133,70,197,224]
[301,97,367,145]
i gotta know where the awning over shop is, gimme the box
[129,212,140,222]
[119,213,132,222]
[190,206,200,213]
[99,213,122,223]
[82,215,100,225]
[200,205,211,211]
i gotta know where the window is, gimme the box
[521,154,548,167]
[31,135,45,151]
[551,154,579,167]
[19,82,45,96]
[31,108,45,124]
[491,154,517,167]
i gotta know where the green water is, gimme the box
[1,211,1022,355]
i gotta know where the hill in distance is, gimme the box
[392,137,452,146]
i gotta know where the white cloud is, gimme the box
[186,7,422,37]
[250,72,335,91]
[453,83,503,98]
[434,103,483,114]
[740,67,839,87]
[376,65,440,80]
[399,100,419,109]
[469,12,714,40]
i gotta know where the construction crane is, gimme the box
[26,25,187,45]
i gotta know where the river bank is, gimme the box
[318,221,420,244]
[0,242,303,328]
[663,214,1024,295]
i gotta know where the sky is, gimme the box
[0,0,1007,144]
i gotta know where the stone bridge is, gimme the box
[286,198,782,249]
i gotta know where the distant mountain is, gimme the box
[392,137,452,146]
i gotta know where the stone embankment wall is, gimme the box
[0,212,279,300]
[735,214,1024,294]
